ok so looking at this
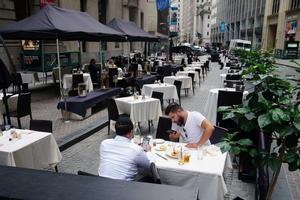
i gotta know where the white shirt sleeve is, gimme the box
[134,149,152,171]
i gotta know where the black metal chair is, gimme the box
[223,80,244,88]
[68,74,84,96]
[106,98,129,135]
[188,73,195,95]
[155,116,172,141]
[173,80,182,105]
[201,64,205,80]
[151,91,164,110]
[217,90,243,128]
[195,68,201,86]
[108,68,118,87]
[4,92,32,129]
[210,126,228,144]
[30,119,53,133]
[226,74,241,80]
[11,73,23,94]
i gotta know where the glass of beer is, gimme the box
[183,150,190,163]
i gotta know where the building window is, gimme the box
[207,32,209,36]
[291,0,300,9]
[207,24,209,27]
[208,15,210,19]
[115,42,119,48]
[272,0,280,14]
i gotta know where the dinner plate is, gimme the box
[165,148,179,159]
[153,139,165,144]
[155,144,167,151]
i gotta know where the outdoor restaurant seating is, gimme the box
[68,74,84,96]
[209,126,228,144]
[173,80,182,105]
[3,92,32,129]
[217,90,243,128]
[106,98,129,135]
[226,74,241,80]
[155,116,172,141]
[223,80,244,88]
[30,119,53,133]
[151,91,164,110]
[188,73,195,95]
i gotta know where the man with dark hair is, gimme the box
[165,103,214,148]
[98,116,153,181]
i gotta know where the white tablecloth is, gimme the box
[0,129,62,169]
[141,83,178,100]
[0,93,18,115]
[176,71,199,84]
[153,143,232,200]
[163,76,192,90]
[20,72,39,85]
[63,73,93,92]
[115,96,162,123]
[204,88,248,125]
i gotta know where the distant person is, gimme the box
[88,59,100,84]
[165,103,214,148]
[99,117,153,181]
[107,59,117,68]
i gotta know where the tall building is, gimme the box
[210,0,265,48]
[179,0,196,43]
[0,0,158,68]
[262,0,300,57]
[195,0,212,45]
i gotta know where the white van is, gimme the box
[229,39,251,52]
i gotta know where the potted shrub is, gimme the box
[218,49,300,200]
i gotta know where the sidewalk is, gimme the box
[275,58,300,69]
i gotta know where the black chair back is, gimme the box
[217,90,243,128]
[210,126,228,144]
[173,80,182,105]
[106,98,119,121]
[17,92,32,118]
[30,119,53,133]
[151,91,164,109]
[12,73,23,93]
[72,74,84,89]
[223,80,244,88]
[188,73,195,95]
[226,74,241,80]
[155,116,172,141]
[108,68,118,87]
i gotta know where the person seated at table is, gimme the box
[165,103,214,148]
[99,116,153,181]
[106,59,117,68]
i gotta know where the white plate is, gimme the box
[165,148,179,159]
[155,144,167,151]
[153,139,165,144]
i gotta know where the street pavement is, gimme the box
[2,61,299,200]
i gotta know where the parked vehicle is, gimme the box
[229,39,251,53]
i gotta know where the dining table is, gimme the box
[152,142,232,200]
[163,76,193,90]
[141,83,179,100]
[63,73,93,92]
[115,96,162,124]
[203,88,248,125]
[0,129,62,170]
[176,71,200,84]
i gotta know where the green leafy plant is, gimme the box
[218,49,300,200]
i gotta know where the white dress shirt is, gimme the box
[172,111,211,145]
[99,135,152,181]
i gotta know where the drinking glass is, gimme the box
[183,150,191,163]
[197,146,204,160]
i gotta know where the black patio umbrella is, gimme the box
[0,5,126,95]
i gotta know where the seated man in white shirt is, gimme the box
[165,103,214,148]
[99,116,152,181]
